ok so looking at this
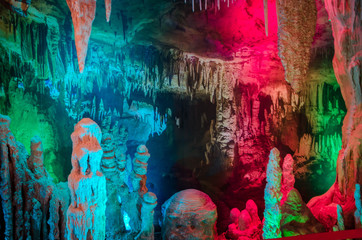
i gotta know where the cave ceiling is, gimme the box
[7,0,333,61]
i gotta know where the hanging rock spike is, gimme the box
[66,0,97,73]
[263,0,268,36]
[105,0,111,22]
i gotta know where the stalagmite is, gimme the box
[263,148,282,239]
[162,189,217,239]
[281,154,294,204]
[66,118,107,240]
[136,192,157,239]
[101,133,117,176]
[28,136,48,180]
[105,0,111,22]
[276,0,317,92]
[66,0,97,73]
[131,145,150,194]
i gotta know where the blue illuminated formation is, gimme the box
[123,211,132,231]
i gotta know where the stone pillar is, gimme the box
[66,118,107,240]
[136,192,157,239]
[131,145,150,194]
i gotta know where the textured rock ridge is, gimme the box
[307,0,362,229]
[0,114,70,240]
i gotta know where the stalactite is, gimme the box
[263,0,268,36]
[105,0,112,22]
[66,0,96,73]
[276,0,317,92]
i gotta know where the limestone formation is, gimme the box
[161,189,217,240]
[136,192,157,239]
[28,135,48,179]
[281,154,295,204]
[66,0,96,73]
[131,145,150,194]
[307,0,362,229]
[276,0,317,92]
[280,188,325,236]
[263,148,283,239]
[354,184,362,228]
[1,0,31,17]
[0,114,70,240]
[226,199,262,239]
[101,133,117,176]
[105,0,111,22]
[66,118,107,240]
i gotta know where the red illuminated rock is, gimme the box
[66,118,107,240]
[131,145,150,194]
[66,0,96,73]
[161,189,217,240]
[307,0,362,228]
[28,136,48,180]
[226,199,262,240]
[281,154,294,204]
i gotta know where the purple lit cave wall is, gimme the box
[0,0,361,239]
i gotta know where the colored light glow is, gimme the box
[123,211,131,231]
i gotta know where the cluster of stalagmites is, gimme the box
[262,148,325,239]
[226,200,262,239]
[0,114,70,239]
[0,114,159,239]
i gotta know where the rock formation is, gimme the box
[101,133,117,178]
[105,0,111,22]
[131,145,150,194]
[280,189,325,236]
[66,0,96,73]
[263,148,283,239]
[307,0,362,229]
[136,192,158,239]
[281,154,294,204]
[66,118,107,240]
[27,135,48,179]
[276,0,317,92]
[0,0,31,17]
[0,114,70,240]
[227,199,262,240]
[354,184,362,228]
[161,189,217,240]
